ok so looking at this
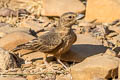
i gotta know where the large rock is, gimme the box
[0,32,35,50]
[56,74,72,80]
[0,26,34,37]
[19,19,44,32]
[85,0,120,23]
[8,0,42,16]
[0,8,16,17]
[0,77,26,80]
[0,8,29,17]
[0,48,17,70]
[41,0,85,16]
[61,34,107,62]
[71,55,119,80]
[26,75,40,80]
[0,23,12,27]
[22,51,45,61]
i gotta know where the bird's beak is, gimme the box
[76,14,84,20]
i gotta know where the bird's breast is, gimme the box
[55,30,77,56]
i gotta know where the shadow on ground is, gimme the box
[61,44,108,62]
[72,44,107,57]
[21,44,108,62]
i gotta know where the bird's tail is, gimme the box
[11,44,26,52]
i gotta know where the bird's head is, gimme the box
[59,12,78,28]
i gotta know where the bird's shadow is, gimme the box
[21,44,108,62]
[70,44,107,58]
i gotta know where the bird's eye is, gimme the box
[69,16,72,19]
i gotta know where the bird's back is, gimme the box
[12,30,63,53]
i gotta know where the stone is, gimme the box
[61,34,107,62]
[0,26,34,36]
[78,21,95,28]
[0,48,17,70]
[22,51,53,62]
[19,19,44,32]
[0,23,12,27]
[0,32,6,38]
[38,16,51,23]
[56,74,72,80]
[41,0,85,16]
[21,64,32,68]
[109,25,120,34]
[0,31,35,51]
[26,75,40,80]
[0,8,16,17]
[91,25,107,39]
[17,9,30,16]
[118,60,120,79]
[85,0,120,23]
[8,0,42,16]
[108,34,120,46]
[0,23,11,38]
[71,55,119,80]
[0,76,26,80]
[74,21,95,34]
[0,7,29,17]
[103,49,117,57]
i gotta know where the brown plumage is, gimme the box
[12,12,78,69]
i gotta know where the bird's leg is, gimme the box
[57,56,68,69]
[43,54,48,65]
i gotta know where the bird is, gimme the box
[12,12,78,69]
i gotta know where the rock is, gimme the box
[41,0,85,16]
[0,23,11,38]
[85,0,120,23]
[0,48,17,70]
[118,60,120,79]
[109,25,120,34]
[71,55,119,80]
[0,32,35,50]
[103,49,117,57]
[0,23,12,27]
[21,64,32,68]
[38,16,51,23]
[56,74,72,80]
[74,21,95,34]
[22,51,54,63]
[61,34,107,62]
[0,7,29,17]
[0,8,16,17]
[106,32,118,39]
[108,34,120,46]
[0,32,6,38]
[93,77,106,80]
[91,24,108,39]
[19,18,57,36]
[19,19,44,32]
[22,51,44,61]
[0,26,34,36]
[78,21,95,28]
[0,76,26,80]
[8,0,42,16]
[26,75,40,80]
[0,24,35,38]
[17,9,30,16]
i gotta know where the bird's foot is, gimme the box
[44,60,49,66]
[57,58,68,69]
[43,54,50,67]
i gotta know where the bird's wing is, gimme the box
[13,32,63,52]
